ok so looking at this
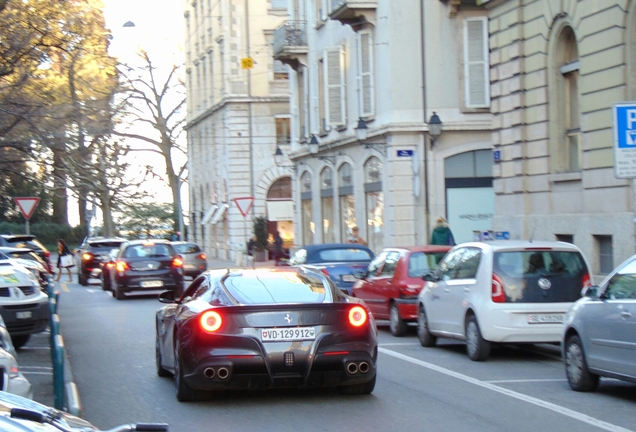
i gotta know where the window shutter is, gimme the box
[325,47,346,127]
[358,31,374,117]
[464,17,490,108]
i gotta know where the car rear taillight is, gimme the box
[582,273,592,291]
[115,261,129,272]
[82,253,93,261]
[172,257,184,267]
[196,253,206,260]
[349,306,367,327]
[200,310,222,332]
[398,284,420,298]
[44,251,51,257]
[492,273,506,303]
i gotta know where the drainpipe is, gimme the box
[421,0,431,241]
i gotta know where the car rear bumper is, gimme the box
[184,351,376,391]
[394,298,418,321]
[0,298,49,336]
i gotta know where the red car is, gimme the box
[352,245,452,336]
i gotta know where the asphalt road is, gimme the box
[35,275,635,432]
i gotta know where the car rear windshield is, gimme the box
[493,250,588,303]
[89,241,125,249]
[223,271,329,304]
[316,248,373,263]
[6,238,47,252]
[173,243,201,254]
[123,244,174,258]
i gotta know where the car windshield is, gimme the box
[173,243,201,254]
[223,270,329,304]
[124,244,174,258]
[493,250,588,303]
[89,241,124,249]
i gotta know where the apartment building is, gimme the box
[484,0,636,273]
[274,0,493,252]
[184,0,292,260]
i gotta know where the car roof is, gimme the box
[0,235,36,241]
[0,247,33,253]
[86,237,127,243]
[380,245,453,253]
[299,243,372,252]
[125,239,172,246]
[458,240,583,252]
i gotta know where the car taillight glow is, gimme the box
[348,306,367,327]
[172,257,184,267]
[321,269,330,276]
[582,273,592,290]
[492,273,506,303]
[324,351,349,356]
[196,253,206,260]
[116,261,129,272]
[82,253,93,261]
[44,251,51,257]
[399,284,420,298]
[200,310,222,332]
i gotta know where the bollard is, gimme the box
[52,334,65,410]
[50,314,60,361]
[49,298,57,316]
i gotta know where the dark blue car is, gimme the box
[288,243,375,295]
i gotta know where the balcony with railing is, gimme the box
[329,0,377,28]
[273,21,308,71]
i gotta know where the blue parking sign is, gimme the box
[613,103,636,178]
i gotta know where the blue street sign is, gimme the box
[396,150,414,157]
[493,149,501,162]
[613,103,636,179]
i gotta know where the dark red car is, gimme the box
[352,245,452,336]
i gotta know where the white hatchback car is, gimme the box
[417,241,592,361]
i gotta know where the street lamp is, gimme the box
[428,111,442,147]
[123,21,136,27]
[308,135,319,155]
[273,146,296,172]
[355,117,386,155]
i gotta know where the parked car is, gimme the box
[75,237,127,285]
[101,239,184,300]
[417,241,592,361]
[156,267,377,401]
[0,248,49,289]
[0,235,52,274]
[0,390,168,431]
[0,315,32,399]
[562,253,636,392]
[170,241,207,278]
[0,255,49,349]
[288,243,375,295]
[352,245,452,336]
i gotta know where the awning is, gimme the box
[211,204,229,225]
[266,200,294,221]
[200,204,218,225]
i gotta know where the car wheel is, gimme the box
[417,305,437,347]
[11,335,31,350]
[78,271,88,286]
[174,343,207,402]
[389,302,407,337]
[114,282,125,300]
[101,275,109,291]
[565,335,599,392]
[156,335,171,378]
[465,315,491,361]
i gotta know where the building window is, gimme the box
[463,17,490,108]
[271,0,287,8]
[276,117,291,144]
[325,47,346,128]
[301,172,314,244]
[358,30,374,117]
[555,234,574,244]
[339,163,356,240]
[320,167,334,243]
[297,66,307,139]
[364,157,383,252]
[595,235,613,275]
[318,57,326,132]
[208,53,214,105]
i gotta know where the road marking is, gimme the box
[380,343,420,347]
[379,347,632,432]
[17,347,49,351]
[20,366,52,371]
[486,379,567,383]
[21,372,53,376]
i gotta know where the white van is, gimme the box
[417,241,592,361]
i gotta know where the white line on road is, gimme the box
[379,343,420,347]
[379,347,632,432]
[486,379,567,383]
[21,372,53,376]
[20,366,52,370]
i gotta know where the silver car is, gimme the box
[562,254,636,391]
[170,241,207,278]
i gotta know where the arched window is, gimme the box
[301,172,314,245]
[320,167,334,243]
[339,163,356,240]
[550,24,580,173]
[364,157,383,252]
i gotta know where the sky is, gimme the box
[69,0,186,227]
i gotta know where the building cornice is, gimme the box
[185,95,290,129]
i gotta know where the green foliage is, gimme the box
[117,202,176,239]
[252,216,269,251]
[0,221,85,249]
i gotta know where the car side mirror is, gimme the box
[158,290,176,304]
[422,272,437,282]
[581,285,599,298]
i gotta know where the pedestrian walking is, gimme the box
[273,231,283,265]
[430,216,455,264]
[56,238,74,282]
[346,226,367,246]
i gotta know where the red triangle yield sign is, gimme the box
[233,197,254,217]
[14,197,40,221]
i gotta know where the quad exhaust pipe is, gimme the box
[203,366,230,380]
[346,361,370,375]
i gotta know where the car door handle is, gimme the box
[621,311,632,319]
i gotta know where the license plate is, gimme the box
[140,280,163,288]
[184,264,195,270]
[261,327,315,342]
[341,274,357,282]
[16,311,32,320]
[527,313,564,324]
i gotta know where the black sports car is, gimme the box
[102,239,184,300]
[155,267,377,402]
